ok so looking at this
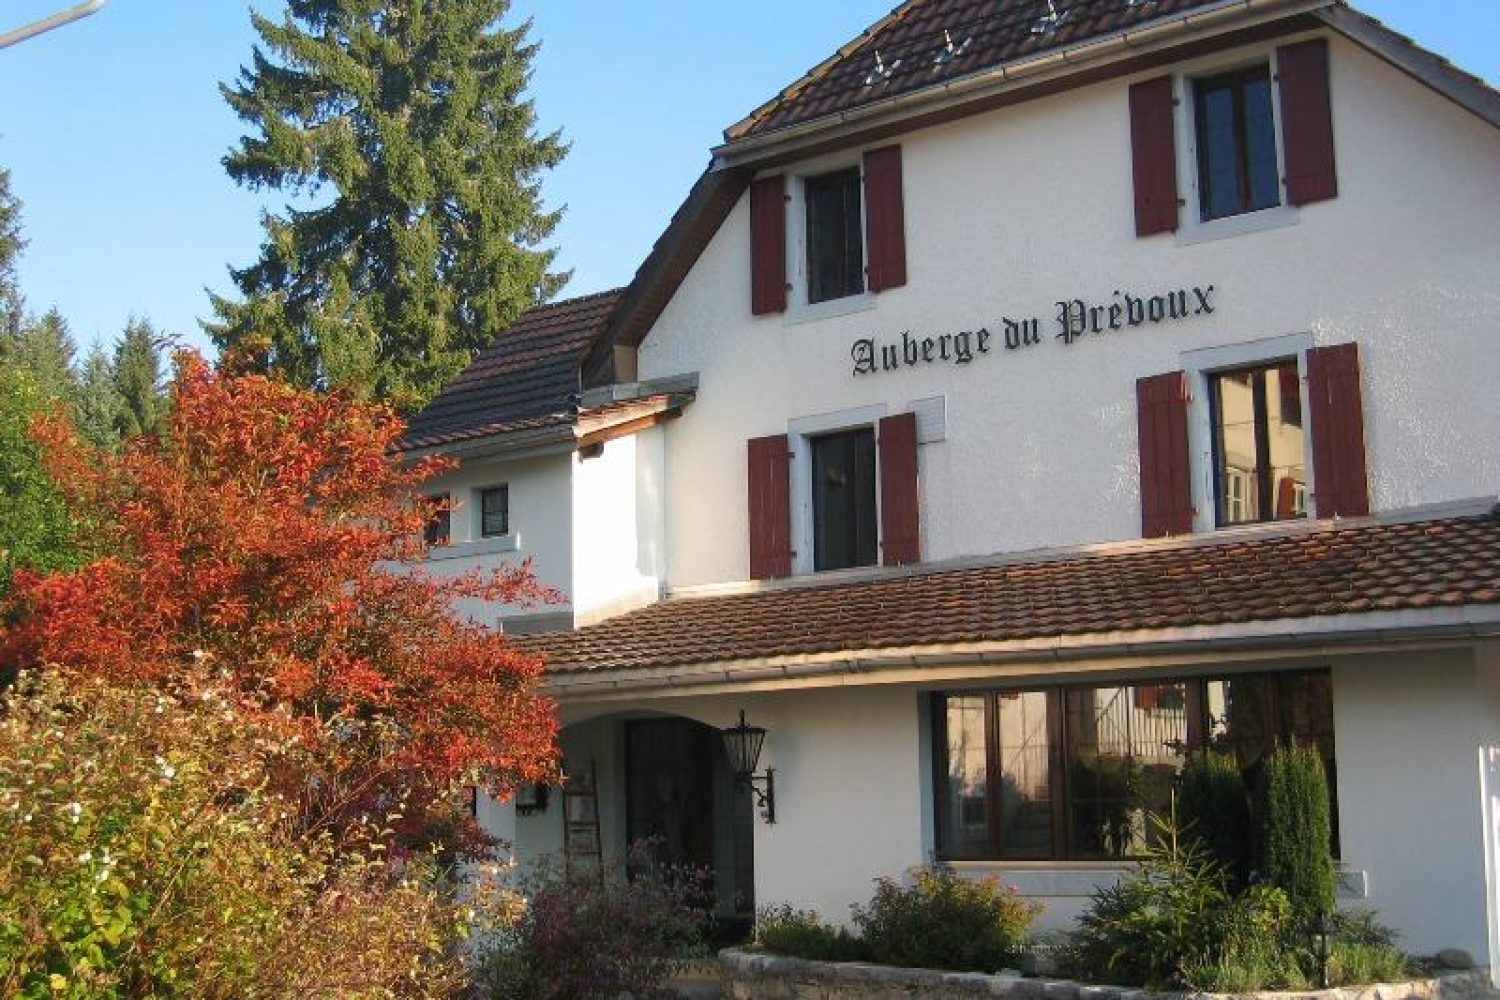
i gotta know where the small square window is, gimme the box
[810,428,877,571]
[1209,360,1306,527]
[804,167,864,304]
[423,493,450,547]
[1193,64,1281,221]
[480,485,509,538]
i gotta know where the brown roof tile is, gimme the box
[519,512,1500,674]
[397,289,624,452]
[728,0,1230,141]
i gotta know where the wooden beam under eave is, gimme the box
[574,409,682,455]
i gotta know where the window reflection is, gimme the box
[1211,361,1306,526]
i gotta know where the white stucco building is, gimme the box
[397,0,1500,971]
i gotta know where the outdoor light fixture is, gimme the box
[721,710,775,824]
[1313,909,1336,989]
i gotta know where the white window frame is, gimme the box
[784,152,877,325]
[477,482,511,539]
[1171,47,1303,247]
[787,403,887,576]
[1181,332,1318,533]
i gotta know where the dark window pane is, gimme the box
[1212,361,1305,526]
[811,428,877,571]
[481,485,509,537]
[940,695,991,858]
[1195,65,1281,221]
[997,691,1053,859]
[806,168,864,303]
[423,493,450,547]
[1065,685,1187,858]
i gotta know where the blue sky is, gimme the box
[0,1,1494,355]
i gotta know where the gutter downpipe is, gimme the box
[0,0,106,49]
[713,0,1333,168]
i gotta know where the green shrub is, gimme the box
[1179,750,1252,886]
[476,842,711,1000]
[1260,744,1335,928]
[755,905,866,962]
[1328,939,1413,985]
[851,865,1039,973]
[0,673,466,1000]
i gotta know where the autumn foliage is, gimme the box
[0,354,558,845]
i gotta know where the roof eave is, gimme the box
[714,0,1334,168]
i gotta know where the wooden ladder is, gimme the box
[561,759,603,876]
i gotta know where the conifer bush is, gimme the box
[1259,744,1336,928]
[1179,750,1252,886]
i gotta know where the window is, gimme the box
[1209,360,1306,527]
[1193,65,1280,221]
[422,493,450,547]
[479,485,509,538]
[933,670,1336,861]
[810,427,877,571]
[804,167,864,304]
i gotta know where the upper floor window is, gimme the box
[479,484,510,538]
[1193,65,1281,221]
[810,427,878,571]
[804,168,865,304]
[422,492,450,547]
[1209,360,1306,527]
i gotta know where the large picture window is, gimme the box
[933,670,1335,861]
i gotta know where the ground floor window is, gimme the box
[933,670,1335,861]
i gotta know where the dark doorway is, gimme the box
[624,717,754,925]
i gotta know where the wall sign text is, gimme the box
[850,283,1216,377]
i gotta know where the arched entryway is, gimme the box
[623,716,755,931]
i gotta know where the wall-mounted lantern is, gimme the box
[721,709,775,824]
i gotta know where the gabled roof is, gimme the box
[518,507,1500,679]
[398,289,623,453]
[727,0,1231,141]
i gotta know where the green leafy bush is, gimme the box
[851,865,1040,973]
[0,672,467,1000]
[755,905,866,962]
[1260,744,1336,928]
[1179,750,1252,886]
[476,842,711,1000]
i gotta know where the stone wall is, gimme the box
[719,948,1494,1000]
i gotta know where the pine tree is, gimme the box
[76,341,120,449]
[0,167,24,337]
[113,318,166,439]
[210,0,569,412]
[2,307,79,406]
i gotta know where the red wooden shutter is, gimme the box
[1277,38,1338,206]
[1136,371,1194,538]
[748,434,792,578]
[749,175,787,315]
[1129,76,1180,237]
[877,412,920,566]
[863,145,907,292]
[1306,343,1370,517]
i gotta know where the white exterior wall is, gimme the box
[569,428,668,625]
[421,451,575,624]
[639,34,1500,588]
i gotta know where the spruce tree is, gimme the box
[76,341,121,449]
[2,307,79,405]
[210,0,568,411]
[0,166,24,337]
[113,319,166,439]
[1259,744,1336,928]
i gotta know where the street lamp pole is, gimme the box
[0,1,107,50]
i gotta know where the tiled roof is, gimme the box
[728,0,1231,140]
[397,289,624,452]
[519,511,1500,675]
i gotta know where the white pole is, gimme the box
[0,0,107,50]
